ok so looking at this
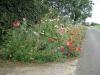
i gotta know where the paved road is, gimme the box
[77,28,100,75]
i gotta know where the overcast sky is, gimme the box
[86,0,100,23]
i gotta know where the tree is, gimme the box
[48,0,93,22]
[0,0,49,25]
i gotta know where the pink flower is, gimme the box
[57,26,65,35]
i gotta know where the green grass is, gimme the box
[94,25,100,29]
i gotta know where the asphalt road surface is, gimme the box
[77,28,100,75]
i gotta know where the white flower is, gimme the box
[49,8,51,11]
[33,31,39,36]
[49,19,54,22]
[30,57,34,60]
[57,18,60,21]
[41,32,44,35]
[23,17,26,21]
[45,19,48,22]
[55,25,58,28]
[41,20,43,22]
[54,19,56,21]
[58,16,60,18]
[41,30,45,34]
[42,30,44,32]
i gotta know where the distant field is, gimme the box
[94,25,100,29]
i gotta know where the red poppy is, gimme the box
[60,46,65,52]
[66,41,72,47]
[12,20,20,28]
[78,48,81,51]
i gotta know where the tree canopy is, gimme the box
[48,0,93,22]
[0,0,93,24]
[0,0,49,25]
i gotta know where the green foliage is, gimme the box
[2,20,67,63]
[0,0,49,22]
[1,19,86,63]
[91,22,98,26]
[2,21,36,62]
[37,18,68,51]
[0,0,93,46]
[0,0,49,46]
[32,50,64,63]
[48,0,93,22]
[0,0,88,63]
[0,0,93,24]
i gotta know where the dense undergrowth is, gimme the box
[1,18,86,63]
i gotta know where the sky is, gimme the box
[86,0,100,23]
